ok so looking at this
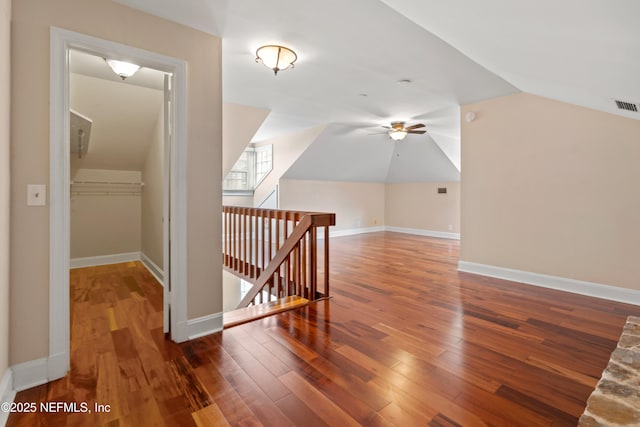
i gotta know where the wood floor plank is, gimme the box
[279,371,361,427]
[8,234,640,426]
[191,403,231,427]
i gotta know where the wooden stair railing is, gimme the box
[222,206,336,309]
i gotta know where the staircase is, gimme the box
[222,206,335,327]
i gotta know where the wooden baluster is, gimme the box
[293,243,304,296]
[248,209,254,278]
[283,212,288,246]
[275,211,280,260]
[276,264,282,298]
[309,227,318,300]
[284,256,290,296]
[254,209,259,278]
[324,225,329,297]
[233,210,238,271]
[243,210,248,276]
[268,211,273,264]
[222,209,225,265]
[301,230,307,296]
[261,213,266,274]
[228,208,232,267]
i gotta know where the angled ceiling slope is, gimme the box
[223,103,270,176]
[282,124,459,183]
[380,0,640,121]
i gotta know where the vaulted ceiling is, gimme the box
[114,0,640,183]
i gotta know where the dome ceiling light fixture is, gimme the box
[389,128,409,141]
[105,58,141,80]
[255,45,297,75]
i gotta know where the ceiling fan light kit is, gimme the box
[382,121,426,141]
[389,129,408,141]
[255,45,297,75]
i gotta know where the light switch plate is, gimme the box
[27,184,46,206]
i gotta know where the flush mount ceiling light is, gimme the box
[255,45,297,75]
[105,58,141,80]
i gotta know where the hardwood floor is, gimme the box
[7,232,640,426]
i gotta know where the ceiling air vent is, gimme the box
[614,100,638,112]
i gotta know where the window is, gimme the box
[223,145,272,194]
[254,145,272,186]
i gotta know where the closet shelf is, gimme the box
[71,180,144,186]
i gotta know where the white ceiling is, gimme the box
[113,0,640,183]
[380,0,640,121]
[69,51,165,171]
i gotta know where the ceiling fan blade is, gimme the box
[405,123,425,130]
[381,126,391,129]
[407,130,427,134]
[368,131,389,135]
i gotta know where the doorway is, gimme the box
[49,28,188,381]
[68,47,166,330]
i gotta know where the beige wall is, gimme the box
[0,0,10,385]
[279,179,386,231]
[141,109,164,269]
[386,182,460,233]
[222,195,253,207]
[254,125,325,206]
[461,93,640,290]
[10,0,222,364]
[223,103,269,177]
[70,170,142,258]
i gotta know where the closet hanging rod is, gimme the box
[71,180,144,186]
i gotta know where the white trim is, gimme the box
[322,226,460,240]
[385,226,460,240]
[140,252,164,285]
[0,369,15,427]
[326,226,386,238]
[70,252,140,269]
[49,26,71,383]
[10,358,48,392]
[180,312,224,340]
[458,261,640,306]
[50,28,189,368]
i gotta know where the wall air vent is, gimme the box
[614,100,638,112]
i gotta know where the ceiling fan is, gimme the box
[373,122,427,141]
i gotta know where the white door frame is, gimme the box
[49,27,188,380]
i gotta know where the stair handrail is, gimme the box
[222,206,335,308]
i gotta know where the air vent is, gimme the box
[614,100,638,112]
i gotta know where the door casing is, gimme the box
[49,27,189,380]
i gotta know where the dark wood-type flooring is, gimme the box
[8,232,640,426]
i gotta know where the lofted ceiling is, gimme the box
[114,0,640,183]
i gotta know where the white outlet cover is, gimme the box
[27,184,46,206]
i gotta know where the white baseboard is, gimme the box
[140,252,164,285]
[0,368,15,427]
[385,226,460,240]
[181,312,224,341]
[327,226,386,238]
[458,260,640,306]
[324,226,460,240]
[11,357,48,392]
[9,353,69,396]
[70,252,141,268]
